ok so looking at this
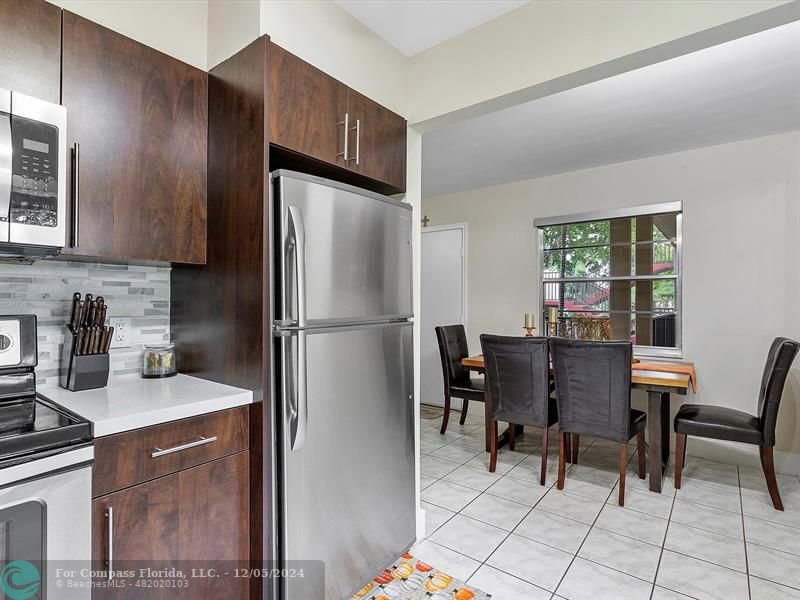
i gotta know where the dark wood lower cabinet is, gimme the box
[92,451,249,600]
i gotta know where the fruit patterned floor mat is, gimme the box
[350,553,491,600]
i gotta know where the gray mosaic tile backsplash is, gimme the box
[0,260,170,385]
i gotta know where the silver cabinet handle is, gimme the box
[287,205,308,451]
[350,118,360,165]
[151,435,217,458]
[337,112,349,161]
[106,506,114,580]
[71,142,80,247]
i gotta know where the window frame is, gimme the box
[535,202,683,359]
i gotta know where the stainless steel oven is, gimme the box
[0,88,67,257]
[0,314,92,598]
[0,446,93,599]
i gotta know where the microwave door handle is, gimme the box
[72,142,80,247]
[0,114,11,242]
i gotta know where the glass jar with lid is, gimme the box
[141,343,177,378]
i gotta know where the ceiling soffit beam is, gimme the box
[411,0,800,134]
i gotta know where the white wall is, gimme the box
[409,0,791,124]
[52,0,209,70]
[260,0,409,117]
[207,0,260,70]
[423,131,800,471]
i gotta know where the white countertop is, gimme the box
[38,374,253,437]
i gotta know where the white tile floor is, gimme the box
[414,408,800,600]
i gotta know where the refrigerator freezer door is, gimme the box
[278,322,415,600]
[274,171,413,326]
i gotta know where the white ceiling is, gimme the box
[422,21,800,198]
[335,0,528,57]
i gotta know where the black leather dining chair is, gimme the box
[674,337,799,511]
[435,325,485,435]
[480,335,557,483]
[550,338,646,506]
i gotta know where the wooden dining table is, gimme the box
[461,354,693,493]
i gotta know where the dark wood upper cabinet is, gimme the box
[92,451,250,600]
[268,42,406,194]
[346,89,407,193]
[61,11,208,264]
[269,43,346,168]
[0,0,61,103]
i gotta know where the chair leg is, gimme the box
[540,427,549,486]
[557,433,566,490]
[760,446,784,511]
[565,433,572,464]
[571,434,580,465]
[459,399,469,425]
[618,442,627,506]
[489,420,499,473]
[636,431,646,480]
[674,433,686,489]
[508,423,516,451]
[440,393,451,435]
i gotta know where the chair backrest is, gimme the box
[435,325,471,391]
[550,337,633,443]
[480,335,551,427]
[757,337,800,447]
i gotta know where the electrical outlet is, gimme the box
[109,317,132,348]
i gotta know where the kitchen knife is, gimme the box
[69,292,81,332]
[100,327,111,354]
[95,297,105,326]
[76,301,86,331]
[96,327,105,354]
[103,326,114,353]
[89,301,99,329]
[82,294,93,327]
[75,328,85,356]
[82,327,92,355]
[90,327,100,354]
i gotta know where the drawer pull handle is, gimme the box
[151,435,218,458]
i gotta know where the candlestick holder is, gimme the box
[548,321,558,337]
[523,326,536,337]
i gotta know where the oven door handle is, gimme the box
[0,113,11,243]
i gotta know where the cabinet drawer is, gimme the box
[93,406,248,497]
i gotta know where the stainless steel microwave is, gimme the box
[0,88,67,258]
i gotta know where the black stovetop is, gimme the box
[0,395,92,468]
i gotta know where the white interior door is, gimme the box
[421,225,467,407]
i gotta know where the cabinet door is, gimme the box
[269,43,347,167]
[347,90,407,193]
[0,0,61,103]
[92,452,249,600]
[61,11,207,264]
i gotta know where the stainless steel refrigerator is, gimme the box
[270,170,415,600]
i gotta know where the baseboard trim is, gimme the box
[686,437,800,476]
[416,507,426,542]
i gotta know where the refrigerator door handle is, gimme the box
[287,205,308,451]
[292,329,307,451]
